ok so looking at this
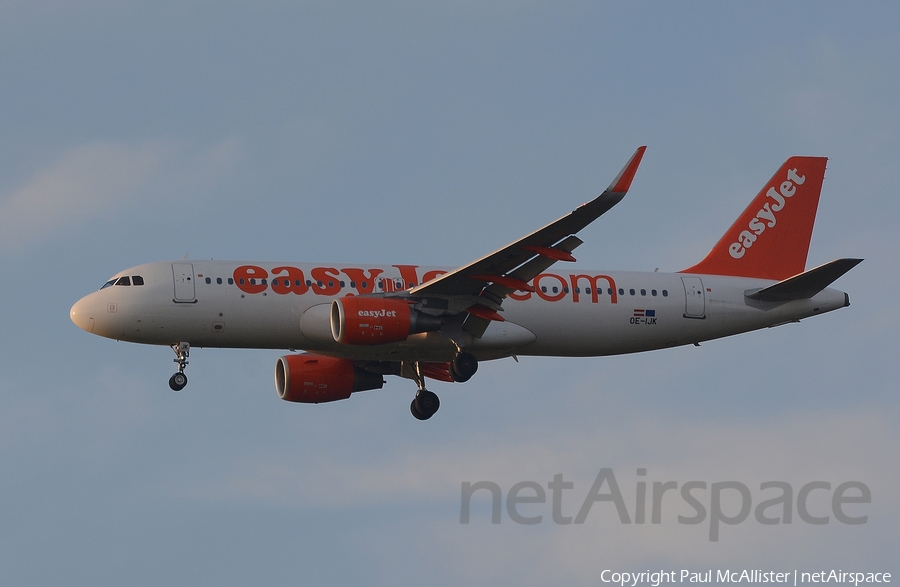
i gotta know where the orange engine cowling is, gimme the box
[331,296,441,345]
[275,354,384,403]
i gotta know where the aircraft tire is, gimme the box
[169,372,187,392]
[411,390,440,420]
[450,352,478,382]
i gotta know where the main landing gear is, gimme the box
[411,389,440,421]
[169,342,190,391]
[409,352,478,421]
[449,351,478,382]
[410,361,439,421]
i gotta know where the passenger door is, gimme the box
[172,263,196,302]
[681,276,705,318]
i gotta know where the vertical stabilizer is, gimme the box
[681,156,827,281]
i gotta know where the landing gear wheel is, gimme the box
[410,390,440,420]
[410,399,427,420]
[169,372,188,391]
[450,351,478,382]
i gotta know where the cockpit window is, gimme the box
[100,275,144,289]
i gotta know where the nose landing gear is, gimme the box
[169,342,190,391]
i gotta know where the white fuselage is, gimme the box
[70,260,849,363]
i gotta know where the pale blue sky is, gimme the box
[1,3,897,585]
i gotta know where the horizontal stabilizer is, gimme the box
[745,258,863,302]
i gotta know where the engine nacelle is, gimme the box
[275,354,384,403]
[331,296,441,345]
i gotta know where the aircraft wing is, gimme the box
[402,146,646,335]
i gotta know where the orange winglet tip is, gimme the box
[608,146,647,194]
[522,245,576,262]
[466,305,505,322]
[469,274,536,293]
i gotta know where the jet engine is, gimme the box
[275,354,384,403]
[331,296,441,345]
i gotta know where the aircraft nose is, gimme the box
[70,296,96,333]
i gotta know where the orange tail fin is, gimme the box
[681,156,828,281]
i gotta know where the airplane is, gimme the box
[70,147,861,420]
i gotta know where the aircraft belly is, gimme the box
[505,296,684,356]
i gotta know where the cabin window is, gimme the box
[629,288,635,296]
[651,289,657,296]
[217,278,222,285]
[662,290,668,297]
[640,289,646,296]
[205,277,211,284]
